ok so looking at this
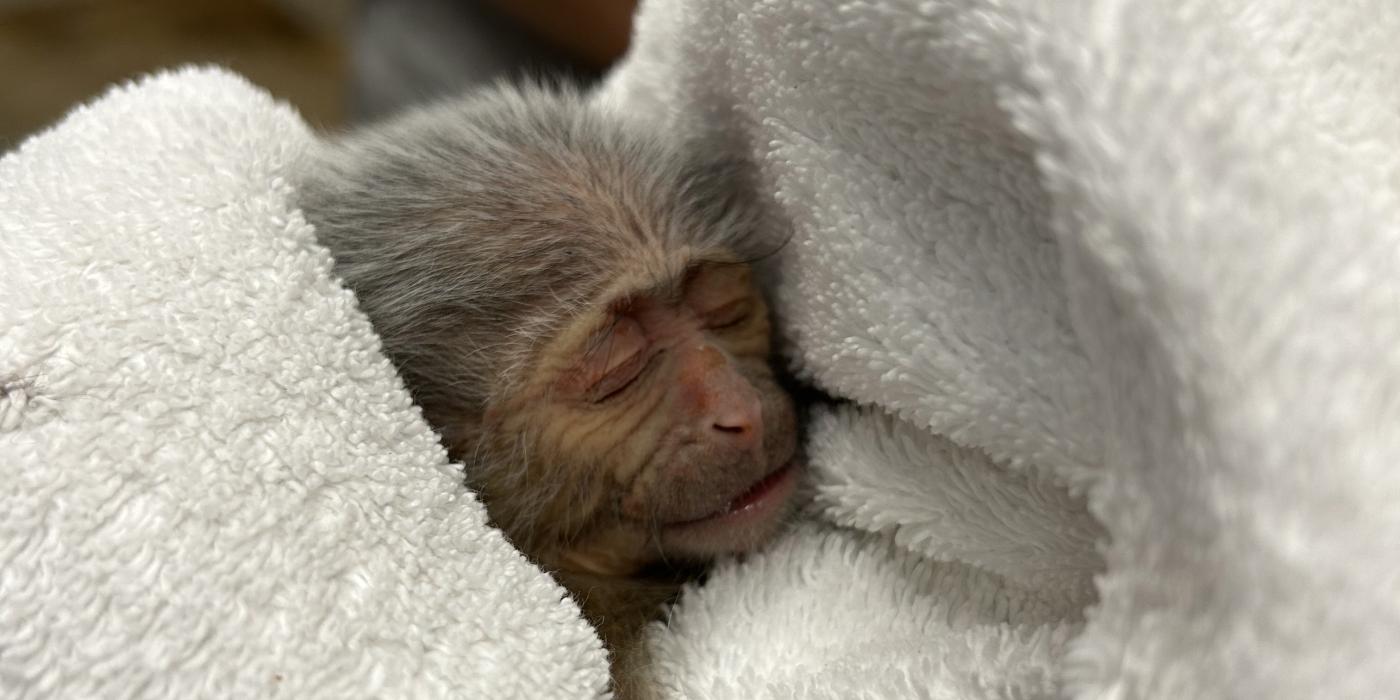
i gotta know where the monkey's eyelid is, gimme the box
[580,320,620,357]
[701,300,752,328]
[581,313,641,360]
[589,350,659,404]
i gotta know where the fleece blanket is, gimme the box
[0,68,607,698]
[598,0,1400,698]
[5,0,1400,698]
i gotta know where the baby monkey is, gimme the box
[296,84,800,690]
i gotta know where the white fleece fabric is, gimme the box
[7,0,1400,695]
[0,68,609,699]
[599,0,1400,698]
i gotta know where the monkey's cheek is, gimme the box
[659,460,800,557]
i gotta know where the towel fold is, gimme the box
[0,67,609,699]
[600,1,1400,697]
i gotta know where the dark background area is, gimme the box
[0,0,635,149]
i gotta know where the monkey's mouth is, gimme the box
[664,460,800,535]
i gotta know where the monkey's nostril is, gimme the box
[709,399,762,445]
[711,418,759,451]
[711,403,756,439]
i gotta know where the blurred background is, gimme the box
[0,0,637,149]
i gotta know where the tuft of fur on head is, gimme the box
[294,82,769,481]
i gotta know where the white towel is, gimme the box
[9,0,1400,694]
[0,67,608,699]
[599,0,1400,698]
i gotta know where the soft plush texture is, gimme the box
[598,0,1400,698]
[7,0,1400,695]
[0,68,608,699]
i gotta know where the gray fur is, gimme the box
[294,83,765,448]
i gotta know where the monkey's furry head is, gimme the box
[298,85,800,580]
[296,84,767,428]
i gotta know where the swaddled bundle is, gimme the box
[6,0,1400,695]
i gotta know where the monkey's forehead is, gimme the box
[549,249,694,342]
[529,248,747,352]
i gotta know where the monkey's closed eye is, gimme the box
[583,316,653,403]
[684,264,755,330]
[702,300,752,330]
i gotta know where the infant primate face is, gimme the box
[297,84,800,584]
[487,260,799,576]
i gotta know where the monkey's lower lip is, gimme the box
[666,460,799,530]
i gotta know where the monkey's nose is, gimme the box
[679,343,764,451]
[709,393,763,451]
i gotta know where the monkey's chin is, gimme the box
[660,461,800,557]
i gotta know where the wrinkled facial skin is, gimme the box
[478,261,799,577]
